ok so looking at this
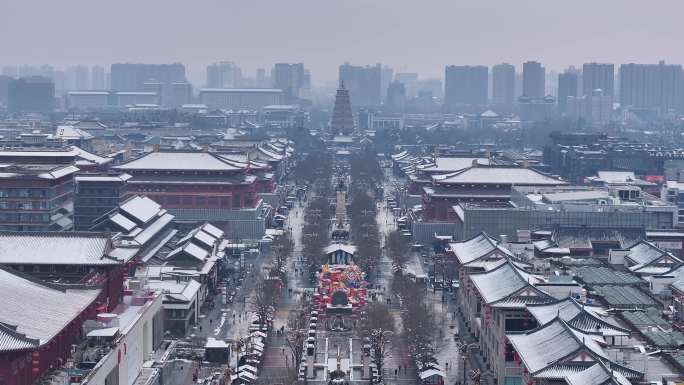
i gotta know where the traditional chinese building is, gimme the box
[112,151,274,237]
[0,266,103,385]
[423,164,566,221]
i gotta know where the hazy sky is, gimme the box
[2,0,683,84]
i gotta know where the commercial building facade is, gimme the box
[492,63,515,111]
[444,65,488,110]
[338,63,382,107]
[199,88,284,110]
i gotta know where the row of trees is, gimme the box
[348,150,383,280]
[301,192,332,280]
[293,149,332,184]
[349,186,381,277]
[387,230,410,275]
[394,276,439,370]
[349,149,384,189]
[361,303,395,383]
[270,230,294,284]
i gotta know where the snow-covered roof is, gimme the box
[206,337,229,348]
[469,259,549,305]
[527,298,630,337]
[149,279,201,302]
[54,125,94,140]
[625,240,681,269]
[0,267,100,344]
[120,196,163,225]
[0,164,79,180]
[507,319,609,374]
[448,232,513,265]
[418,369,445,380]
[114,151,244,171]
[324,244,357,255]
[166,242,209,263]
[391,151,409,161]
[0,323,39,352]
[87,327,120,338]
[565,363,632,385]
[415,157,490,173]
[75,174,132,183]
[201,222,224,239]
[110,213,137,232]
[0,232,119,265]
[433,165,565,186]
[133,213,174,247]
[0,146,110,165]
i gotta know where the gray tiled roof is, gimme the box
[0,323,39,352]
[0,267,101,344]
[469,259,549,305]
[593,286,656,308]
[114,151,244,171]
[0,232,117,265]
[573,267,643,286]
[448,232,512,265]
[434,165,566,186]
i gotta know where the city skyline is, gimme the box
[2,0,684,84]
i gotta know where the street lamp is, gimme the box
[456,342,479,385]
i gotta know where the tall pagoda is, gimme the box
[330,81,355,136]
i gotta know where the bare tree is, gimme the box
[250,280,278,330]
[286,328,305,373]
[271,231,294,283]
[394,276,439,369]
[362,303,395,383]
[387,230,410,275]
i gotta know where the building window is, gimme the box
[504,377,521,385]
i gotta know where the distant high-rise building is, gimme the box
[518,95,556,122]
[619,61,683,114]
[522,61,545,98]
[143,82,164,104]
[444,65,488,110]
[65,65,89,90]
[582,63,614,97]
[386,80,406,110]
[395,73,419,98]
[302,70,311,89]
[74,66,90,90]
[206,62,242,88]
[0,75,12,106]
[273,63,306,103]
[255,68,269,88]
[338,63,382,107]
[492,63,515,109]
[53,70,67,94]
[110,63,186,107]
[567,89,613,127]
[8,76,55,113]
[558,69,579,115]
[110,63,186,91]
[330,82,355,135]
[380,65,394,102]
[416,78,443,100]
[91,66,106,90]
[170,83,192,107]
